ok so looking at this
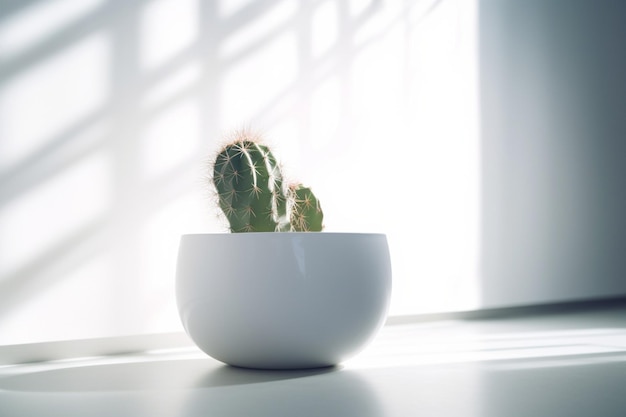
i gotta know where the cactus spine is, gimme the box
[212,133,323,232]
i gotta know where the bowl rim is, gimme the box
[180,232,387,238]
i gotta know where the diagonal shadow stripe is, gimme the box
[0,1,116,83]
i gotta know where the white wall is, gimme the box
[479,0,626,307]
[0,0,480,345]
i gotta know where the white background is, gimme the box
[0,0,480,345]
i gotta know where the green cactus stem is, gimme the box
[212,137,289,232]
[290,184,324,232]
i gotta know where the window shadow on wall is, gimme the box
[3,0,447,342]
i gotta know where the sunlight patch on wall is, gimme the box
[392,0,480,314]
[317,0,480,315]
[310,75,342,151]
[348,0,375,17]
[0,33,108,170]
[140,0,198,70]
[222,33,297,128]
[142,62,200,109]
[220,0,296,59]
[312,1,339,58]
[140,99,200,178]
[218,0,258,19]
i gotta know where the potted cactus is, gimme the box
[175,131,392,369]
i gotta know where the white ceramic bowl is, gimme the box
[176,233,392,369]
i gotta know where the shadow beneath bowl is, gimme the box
[184,366,383,417]
[194,363,340,388]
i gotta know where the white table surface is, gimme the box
[1,303,626,416]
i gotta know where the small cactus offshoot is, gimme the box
[211,132,324,232]
[289,184,324,232]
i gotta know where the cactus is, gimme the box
[213,137,289,232]
[212,132,324,232]
[290,184,324,232]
